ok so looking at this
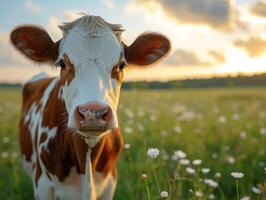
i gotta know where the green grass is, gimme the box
[0,87,265,199]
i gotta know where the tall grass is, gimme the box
[0,87,265,199]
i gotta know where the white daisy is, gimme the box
[231,172,244,179]
[147,148,160,158]
[160,191,168,198]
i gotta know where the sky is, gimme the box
[1,0,266,82]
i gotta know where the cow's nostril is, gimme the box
[95,107,110,120]
[77,107,86,121]
[101,108,110,121]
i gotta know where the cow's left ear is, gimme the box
[124,32,171,66]
[10,25,59,63]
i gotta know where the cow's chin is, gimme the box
[77,129,108,138]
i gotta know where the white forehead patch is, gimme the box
[57,15,124,74]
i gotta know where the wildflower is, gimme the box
[240,131,247,139]
[201,168,210,174]
[215,172,221,178]
[124,127,133,134]
[124,143,131,149]
[240,196,250,200]
[232,113,240,121]
[226,156,235,164]
[231,172,244,179]
[174,125,182,134]
[174,150,186,159]
[171,154,178,161]
[218,116,226,123]
[208,194,215,199]
[212,153,218,159]
[251,186,261,194]
[204,179,218,188]
[160,191,168,199]
[189,189,193,193]
[186,167,196,174]
[3,137,10,143]
[150,115,157,121]
[161,130,168,137]
[1,152,8,158]
[141,173,147,179]
[179,159,190,166]
[11,152,18,158]
[192,159,202,165]
[195,191,203,197]
[260,128,266,136]
[147,148,160,158]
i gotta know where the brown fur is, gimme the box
[111,65,124,84]
[10,25,59,63]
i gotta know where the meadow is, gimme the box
[0,87,265,200]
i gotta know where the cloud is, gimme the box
[24,0,42,14]
[166,49,226,67]
[135,0,236,30]
[250,1,266,18]
[208,50,226,64]
[234,36,266,57]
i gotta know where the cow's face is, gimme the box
[10,15,171,137]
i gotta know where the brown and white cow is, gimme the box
[10,15,170,200]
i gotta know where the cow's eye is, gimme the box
[118,62,126,70]
[59,60,66,69]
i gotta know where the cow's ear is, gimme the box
[124,32,171,66]
[10,25,59,63]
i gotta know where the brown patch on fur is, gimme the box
[35,158,42,187]
[60,53,75,86]
[111,66,124,84]
[92,128,123,177]
[39,133,47,144]
[19,120,33,162]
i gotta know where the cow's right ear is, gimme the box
[10,25,59,63]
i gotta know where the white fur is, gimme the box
[59,16,124,134]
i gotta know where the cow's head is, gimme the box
[10,15,170,137]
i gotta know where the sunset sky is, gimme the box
[1,0,266,82]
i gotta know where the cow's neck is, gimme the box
[53,80,102,198]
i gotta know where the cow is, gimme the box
[10,14,171,200]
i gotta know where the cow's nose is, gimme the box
[74,102,112,131]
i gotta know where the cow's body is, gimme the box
[20,74,123,200]
[11,14,170,200]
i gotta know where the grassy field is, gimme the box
[0,87,265,200]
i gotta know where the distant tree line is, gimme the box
[2,73,266,89]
